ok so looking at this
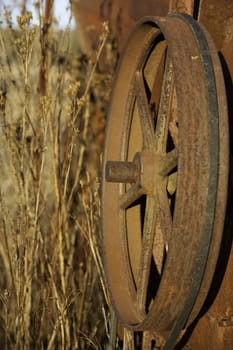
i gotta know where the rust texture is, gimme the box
[71,0,233,349]
[72,0,169,53]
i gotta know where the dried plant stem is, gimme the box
[77,257,90,334]
[67,24,109,210]
[76,197,109,306]
[0,4,113,348]
[23,117,49,346]
[39,0,54,95]
[0,196,17,300]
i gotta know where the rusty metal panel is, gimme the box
[199,0,233,81]
[72,0,170,53]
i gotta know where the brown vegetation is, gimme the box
[0,2,117,348]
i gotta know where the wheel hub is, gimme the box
[106,149,177,198]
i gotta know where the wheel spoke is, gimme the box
[154,57,174,152]
[153,220,166,274]
[142,331,157,349]
[144,41,167,93]
[120,183,145,209]
[167,172,177,196]
[135,71,155,150]
[157,186,173,244]
[168,87,179,147]
[137,194,157,313]
[160,148,178,176]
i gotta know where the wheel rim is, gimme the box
[101,13,229,345]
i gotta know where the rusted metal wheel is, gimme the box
[102,14,229,348]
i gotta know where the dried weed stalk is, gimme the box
[0,2,116,349]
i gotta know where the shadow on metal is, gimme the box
[175,50,233,350]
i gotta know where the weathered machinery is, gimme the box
[73,0,233,348]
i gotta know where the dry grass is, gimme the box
[0,2,117,349]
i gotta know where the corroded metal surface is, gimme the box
[72,0,197,54]
[71,0,233,348]
[101,13,229,348]
[72,0,233,82]
[71,0,169,53]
